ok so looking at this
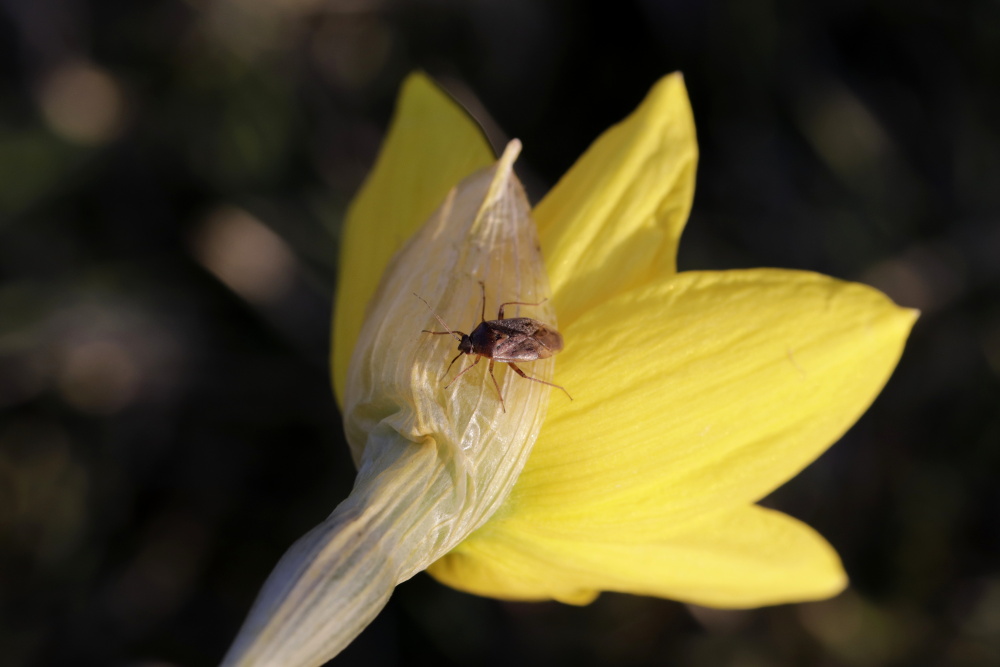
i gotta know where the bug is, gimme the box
[416,282,572,413]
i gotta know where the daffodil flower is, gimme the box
[222,72,916,666]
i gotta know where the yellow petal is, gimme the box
[332,73,494,406]
[535,73,698,327]
[510,269,917,527]
[429,504,847,608]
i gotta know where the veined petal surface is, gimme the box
[429,503,846,608]
[333,73,494,405]
[535,73,698,327]
[430,269,916,602]
[524,269,917,521]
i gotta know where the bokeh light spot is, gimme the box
[37,61,127,146]
[192,206,297,306]
[56,339,140,415]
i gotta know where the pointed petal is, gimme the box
[515,269,917,524]
[535,73,698,327]
[332,73,494,406]
[429,504,847,608]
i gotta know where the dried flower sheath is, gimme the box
[221,140,557,666]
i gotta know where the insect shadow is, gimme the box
[415,281,572,413]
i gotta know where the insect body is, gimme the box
[417,282,572,413]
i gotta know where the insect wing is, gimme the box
[531,325,563,355]
[491,333,547,361]
[490,320,563,361]
[488,317,540,336]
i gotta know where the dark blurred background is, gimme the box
[1,1,998,665]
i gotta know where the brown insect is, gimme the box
[416,282,572,413]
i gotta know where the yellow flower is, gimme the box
[223,72,916,667]
[334,72,916,608]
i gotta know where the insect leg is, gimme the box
[487,358,506,413]
[507,363,573,401]
[497,298,548,319]
[444,351,464,376]
[444,354,481,388]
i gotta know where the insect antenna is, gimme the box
[413,293,465,341]
[477,281,486,322]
